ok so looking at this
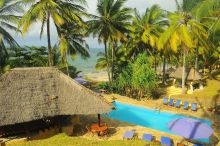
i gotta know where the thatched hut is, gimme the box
[0,67,113,134]
[170,67,203,92]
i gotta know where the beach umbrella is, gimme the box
[168,118,213,139]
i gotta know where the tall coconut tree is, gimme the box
[158,12,209,94]
[0,0,33,72]
[57,23,90,75]
[129,5,167,82]
[18,0,87,66]
[88,0,132,82]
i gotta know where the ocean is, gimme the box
[69,48,104,75]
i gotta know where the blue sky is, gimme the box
[15,0,177,48]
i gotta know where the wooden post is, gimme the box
[98,114,101,127]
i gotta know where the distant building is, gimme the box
[170,67,203,92]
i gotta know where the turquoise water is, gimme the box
[69,48,104,74]
[105,102,211,143]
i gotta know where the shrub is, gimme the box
[114,53,158,99]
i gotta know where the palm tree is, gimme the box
[18,0,87,66]
[88,0,132,82]
[158,12,209,94]
[57,23,90,75]
[129,5,167,83]
[0,0,32,72]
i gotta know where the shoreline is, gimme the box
[82,71,108,82]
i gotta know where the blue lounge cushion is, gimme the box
[142,133,153,142]
[163,97,168,105]
[183,101,189,110]
[191,103,197,111]
[175,100,181,108]
[161,136,172,146]
[193,144,204,146]
[169,98,174,106]
[123,130,134,139]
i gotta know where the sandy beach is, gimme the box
[83,71,108,82]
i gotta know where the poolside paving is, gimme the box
[102,94,220,145]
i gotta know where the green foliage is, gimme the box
[18,0,88,66]
[0,0,27,71]
[7,133,152,146]
[88,0,133,82]
[7,46,80,78]
[9,46,48,67]
[105,53,158,99]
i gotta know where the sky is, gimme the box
[15,0,177,48]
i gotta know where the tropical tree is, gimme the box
[18,0,87,66]
[0,0,33,72]
[130,5,167,71]
[88,0,132,82]
[9,45,80,78]
[158,12,210,94]
[96,44,133,78]
[57,23,89,75]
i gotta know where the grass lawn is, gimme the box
[7,134,157,146]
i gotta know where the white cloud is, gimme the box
[16,0,177,47]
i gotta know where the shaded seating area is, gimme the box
[0,67,113,137]
[170,67,203,93]
[89,122,108,136]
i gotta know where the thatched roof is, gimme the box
[170,67,201,81]
[187,68,202,80]
[170,67,187,79]
[0,67,113,127]
[167,67,176,74]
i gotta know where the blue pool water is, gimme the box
[105,102,211,143]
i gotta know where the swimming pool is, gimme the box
[104,102,211,143]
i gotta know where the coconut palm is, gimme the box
[57,23,89,75]
[129,5,167,83]
[158,12,209,94]
[18,0,87,66]
[0,0,33,71]
[88,0,132,82]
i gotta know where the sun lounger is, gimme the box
[123,130,134,139]
[169,98,174,106]
[191,103,197,111]
[193,144,204,146]
[175,100,181,108]
[161,136,172,146]
[142,133,153,142]
[183,101,189,110]
[163,97,168,105]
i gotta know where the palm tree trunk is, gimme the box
[104,41,111,83]
[111,47,114,82]
[182,48,186,94]
[154,55,157,72]
[47,12,53,66]
[111,43,116,82]
[65,61,70,76]
[195,48,198,70]
[162,55,166,84]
